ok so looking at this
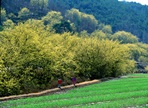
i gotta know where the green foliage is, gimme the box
[136,43,148,65]
[2,0,148,43]
[0,19,141,96]
[90,30,107,40]
[2,19,15,30]
[0,26,4,31]
[1,8,7,23]
[126,43,148,65]
[145,66,148,72]
[0,0,148,97]
[41,11,64,32]
[30,0,48,11]
[0,22,52,95]
[0,57,20,96]
[0,72,20,96]
[112,31,139,44]
[7,13,17,19]
[126,44,144,61]
[18,7,30,19]
[47,33,80,79]
[101,25,112,34]
[41,11,63,26]
[74,38,135,79]
[53,20,74,34]
[65,8,98,33]
[79,30,89,37]
[47,0,148,43]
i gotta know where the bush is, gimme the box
[0,72,20,96]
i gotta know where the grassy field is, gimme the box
[1,73,148,108]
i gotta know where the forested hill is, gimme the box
[1,0,148,43]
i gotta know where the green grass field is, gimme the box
[1,73,148,108]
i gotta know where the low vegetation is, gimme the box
[1,74,148,108]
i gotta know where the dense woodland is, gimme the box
[0,0,148,96]
[1,0,148,43]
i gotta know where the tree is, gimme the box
[47,33,80,79]
[2,0,148,43]
[0,22,53,95]
[30,0,48,11]
[111,31,139,44]
[53,20,74,33]
[65,8,98,33]
[41,11,63,27]
[2,19,15,30]
[0,26,3,31]
[74,38,135,79]
[136,43,148,65]
[1,8,7,24]
[18,7,30,19]
[79,30,89,37]
[101,25,112,34]
[8,13,17,19]
[90,30,107,40]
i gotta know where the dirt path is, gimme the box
[0,80,100,101]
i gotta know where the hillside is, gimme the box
[1,0,148,43]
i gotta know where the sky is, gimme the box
[119,0,148,5]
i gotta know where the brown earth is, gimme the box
[0,79,101,101]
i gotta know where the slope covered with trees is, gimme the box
[1,0,148,43]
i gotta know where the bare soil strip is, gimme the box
[0,80,100,101]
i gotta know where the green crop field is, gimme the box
[1,74,148,108]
